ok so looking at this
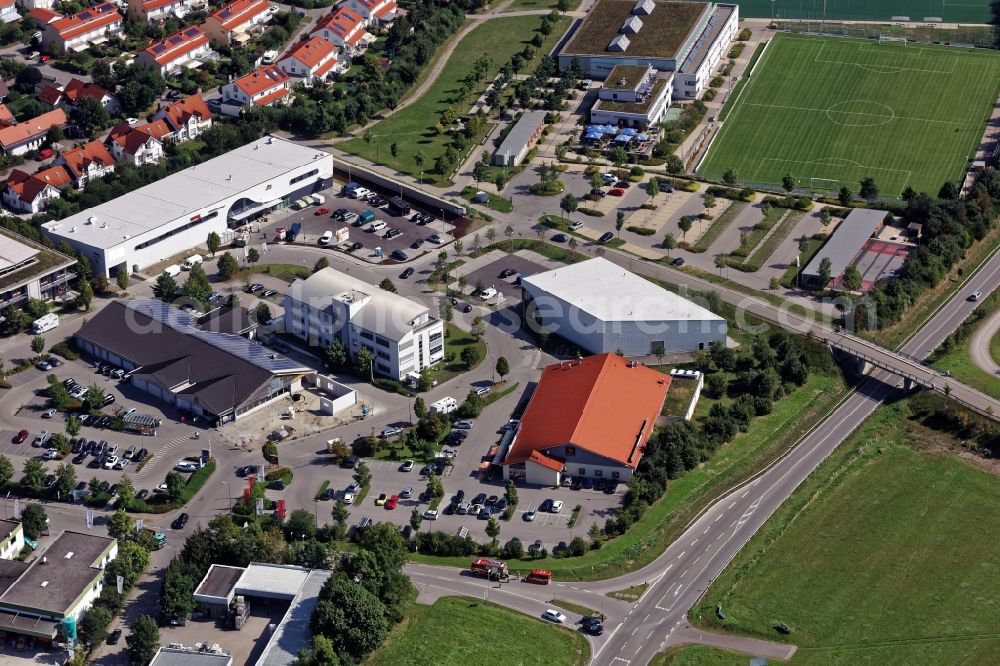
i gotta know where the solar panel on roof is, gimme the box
[152,44,166,52]
[184,27,199,36]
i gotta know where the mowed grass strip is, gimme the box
[369,596,589,666]
[680,400,1000,665]
[700,34,1000,195]
[342,15,570,184]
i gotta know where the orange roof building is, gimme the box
[204,0,270,46]
[104,123,164,166]
[0,108,67,156]
[41,2,123,52]
[53,139,115,187]
[501,353,670,486]
[135,25,213,77]
[277,36,337,84]
[345,0,397,25]
[150,93,213,143]
[3,166,72,214]
[125,0,200,24]
[311,6,367,50]
[221,65,291,108]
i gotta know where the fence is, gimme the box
[773,18,997,49]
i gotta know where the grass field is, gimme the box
[672,398,1000,665]
[700,34,1000,196]
[931,290,1000,398]
[369,597,589,666]
[735,0,991,23]
[341,15,570,185]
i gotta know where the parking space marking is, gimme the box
[136,435,189,478]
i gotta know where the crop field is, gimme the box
[735,0,991,23]
[699,34,1000,196]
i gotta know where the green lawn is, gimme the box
[931,291,1000,398]
[688,201,744,253]
[700,34,1000,195]
[342,15,571,185]
[369,597,589,666]
[735,0,990,22]
[502,0,580,10]
[429,323,487,385]
[675,398,1000,665]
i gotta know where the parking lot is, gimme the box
[460,255,547,303]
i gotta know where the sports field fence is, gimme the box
[772,17,998,49]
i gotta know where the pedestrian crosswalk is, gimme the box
[135,434,189,478]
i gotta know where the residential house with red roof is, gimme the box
[345,0,397,26]
[501,353,670,486]
[277,36,337,86]
[38,79,120,115]
[125,0,201,23]
[149,93,212,142]
[105,123,164,166]
[221,65,291,111]
[3,166,72,213]
[18,0,57,12]
[204,0,271,46]
[41,2,123,52]
[311,6,367,53]
[0,104,15,127]
[0,108,66,156]
[52,139,115,188]
[25,7,60,24]
[0,0,19,23]
[136,26,214,77]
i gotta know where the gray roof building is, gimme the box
[801,208,887,288]
[492,111,547,167]
[150,647,233,666]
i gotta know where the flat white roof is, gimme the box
[42,136,329,250]
[522,257,724,323]
[0,236,38,272]
[234,562,311,599]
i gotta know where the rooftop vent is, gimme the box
[40,581,48,587]
[618,76,627,86]
[620,15,643,34]
[608,34,630,52]
[65,551,74,559]
[86,216,96,224]
[632,0,654,15]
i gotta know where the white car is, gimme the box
[42,409,56,419]
[550,500,564,513]
[318,230,333,245]
[153,483,169,494]
[542,609,567,624]
[569,221,583,231]
[126,117,139,126]
[42,449,58,460]
[342,491,355,505]
[175,461,198,472]
[27,51,39,60]
[479,288,497,301]
[423,509,438,520]
[114,458,128,470]
[103,456,118,470]
[968,291,983,301]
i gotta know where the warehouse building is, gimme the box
[492,111,547,167]
[558,0,738,100]
[284,267,445,381]
[521,257,726,356]
[801,208,887,290]
[41,136,333,278]
[75,300,313,426]
[501,353,670,485]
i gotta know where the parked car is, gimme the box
[342,491,355,504]
[375,493,388,506]
[542,609,567,624]
[569,221,583,231]
[671,257,685,267]
[36,361,50,371]
[499,268,518,278]
[609,188,625,196]
[13,429,28,444]
[524,507,536,521]
[590,187,606,197]
[32,431,48,447]
[314,207,331,216]
[401,460,414,472]
[598,231,615,244]
[454,419,474,430]
[400,267,414,279]
[349,241,363,251]
[42,449,58,460]
[107,629,122,645]
[551,233,568,242]
[391,250,409,261]
[380,426,403,438]
[428,234,443,244]
[423,509,438,520]
[172,513,189,529]
[550,500,564,513]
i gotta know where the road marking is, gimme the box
[714,514,722,521]
[680,570,688,579]
[693,556,701,564]
[677,551,685,558]
[643,614,650,623]
[647,629,656,639]
[691,539,698,545]
[741,490,749,498]
[728,501,736,509]
[632,627,640,636]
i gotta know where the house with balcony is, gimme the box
[40,78,120,115]
[136,26,214,77]
[204,0,270,46]
[277,36,337,86]
[52,139,115,188]
[221,65,291,110]
[345,0,397,26]
[311,6,367,52]
[3,166,71,213]
[41,2,124,52]
[0,109,66,156]
[149,93,213,143]
[0,0,19,22]
[590,64,672,128]
[105,123,164,165]
[126,0,200,23]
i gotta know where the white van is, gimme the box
[162,264,181,277]
[429,396,458,415]
[181,255,203,270]
[31,313,59,334]
[319,230,333,245]
[349,187,370,200]
[312,194,326,205]
[368,219,387,232]
[479,288,497,301]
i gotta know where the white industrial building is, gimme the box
[284,267,445,380]
[41,136,332,278]
[521,257,726,355]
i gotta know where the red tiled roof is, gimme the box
[345,29,366,46]
[27,8,62,23]
[253,87,290,107]
[504,353,670,469]
[38,84,63,107]
[106,123,162,155]
[528,449,563,471]
[142,0,187,10]
[138,119,172,140]
[50,3,122,41]
[208,0,268,32]
[281,36,335,69]
[314,56,337,77]
[63,78,113,105]
[5,165,72,203]
[142,25,208,65]
[0,104,14,126]
[0,109,67,149]
[373,1,397,19]
[233,64,288,97]
[158,93,212,131]
[57,139,114,180]
[313,6,364,39]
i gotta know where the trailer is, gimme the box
[524,569,552,585]
[470,558,509,582]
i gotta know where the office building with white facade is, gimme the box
[284,267,445,380]
[41,136,333,277]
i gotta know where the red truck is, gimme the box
[524,570,552,585]
[470,558,509,582]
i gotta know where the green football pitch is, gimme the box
[698,34,1000,196]
[734,0,991,23]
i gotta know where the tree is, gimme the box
[414,150,426,176]
[353,461,372,489]
[355,346,374,380]
[379,278,397,293]
[560,193,578,217]
[665,154,684,175]
[154,271,178,302]
[108,509,134,540]
[246,248,260,266]
[310,578,389,660]
[842,264,863,291]
[84,384,106,411]
[495,356,509,380]
[323,339,347,371]
[409,508,422,532]
[255,302,272,324]
[0,455,12,489]
[782,173,795,193]
[70,96,111,136]
[485,516,501,543]
[80,606,112,646]
[14,66,41,93]
[66,414,81,437]
[662,233,677,256]
[460,345,481,368]
[125,614,159,666]
[473,161,488,186]
[76,279,94,310]
[504,224,515,250]
[610,145,628,169]
[859,176,879,203]
[838,185,853,206]
[262,440,278,462]
[817,257,833,290]
[470,316,486,339]
[616,210,625,236]
[412,396,427,420]
[31,335,45,355]
[390,143,398,158]
[118,475,135,508]
[206,231,221,257]
[165,471,184,502]
[23,459,45,493]
[117,271,129,293]
[938,181,959,199]
[704,195,717,210]
[678,217,693,242]
[181,263,212,307]
[295,635,341,666]
[285,509,316,541]
[723,168,737,186]
[438,298,453,323]
[769,276,780,291]
[706,373,727,398]
[54,462,76,498]
[217,252,239,280]
[486,228,497,245]
[115,65,166,115]
[313,257,329,273]
[21,503,46,539]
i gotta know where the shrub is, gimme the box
[738,27,751,40]
[703,89,717,102]
[626,226,656,236]
[578,207,603,217]
[265,466,291,481]
[49,340,80,360]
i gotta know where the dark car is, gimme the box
[400,267,415,279]
[539,498,553,512]
[72,439,83,454]
[411,238,425,249]
[598,231,614,244]
[136,489,149,500]
[391,249,409,261]
[103,394,116,406]
[485,495,499,507]
[349,241,363,251]
[460,303,472,313]
[590,187,606,197]
[499,268,518,279]
[172,513,189,529]
[454,489,466,503]
[269,480,286,490]
[473,493,487,505]
[72,453,86,465]
[658,180,674,193]
[13,429,28,444]
[551,233,568,243]
[583,622,605,636]
[134,448,148,461]
[107,628,122,645]
[236,465,254,477]
[671,257,685,267]
[247,283,264,293]
[614,180,630,188]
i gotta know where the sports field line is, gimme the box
[752,156,912,195]
[814,41,959,75]
[743,102,962,126]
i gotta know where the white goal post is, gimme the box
[809,177,841,191]
[878,34,908,45]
